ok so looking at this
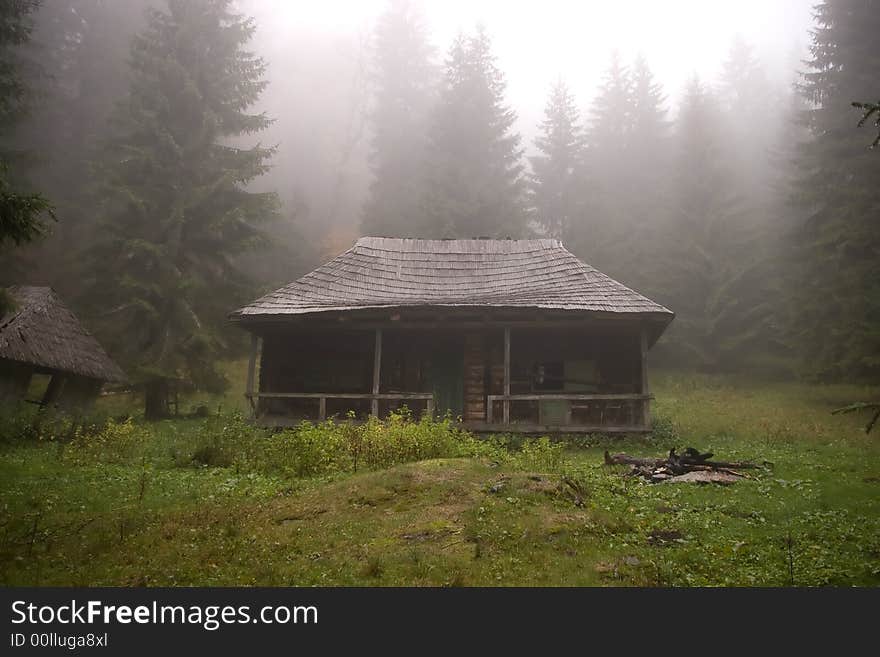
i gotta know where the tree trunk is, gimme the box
[144,379,169,421]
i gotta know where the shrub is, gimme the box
[0,404,112,444]
[66,417,149,465]
[515,436,565,471]
[34,408,513,479]
[649,413,680,444]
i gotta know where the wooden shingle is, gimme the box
[231,237,673,320]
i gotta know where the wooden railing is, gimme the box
[246,392,434,421]
[485,393,652,431]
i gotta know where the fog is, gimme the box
[2,0,876,382]
[248,0,812,127]
[235,0,813,254]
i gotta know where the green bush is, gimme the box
[515,436,565,471]
[649,413,680,444]
[7,408,519,480]
[0,404,112,444]
[66,417,150,465]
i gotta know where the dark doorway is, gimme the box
[427,335,463,419]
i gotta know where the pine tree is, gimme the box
[421,28,527,238]
[718,37,776,192]
[570,52,671,288]
[654,77,743,369]
[588,51,632,159]
[529,79,585,239]
[89,0,278,418]
[566,52,634,276]
[0,0,53,266]
[629,54,668,151]
[361,0,435,237]
[622,54,671,292]
[794,0,880,382]
[0,0,153,297]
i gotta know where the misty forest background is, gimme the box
[1,0,878,405]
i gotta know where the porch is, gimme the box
[245,317,654,433]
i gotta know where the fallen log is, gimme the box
[604,451,665,467]
[604,447,760,484]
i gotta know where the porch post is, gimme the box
[640,326,650,430]
[372,328,382,416]
[245,333,260,417]
[503,327,510,425]
[41,374,67,407]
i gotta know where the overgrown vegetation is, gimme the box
[1,374,878,586]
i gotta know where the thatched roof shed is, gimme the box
[0,286,126,409]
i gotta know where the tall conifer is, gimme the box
[90,0,278,417]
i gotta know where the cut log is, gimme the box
[604,451,665,467]
[605,447,760,484]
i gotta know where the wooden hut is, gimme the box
[0,286,127,410]
[230,238,674,433]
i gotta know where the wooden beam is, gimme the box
[234,316,669,332]
[41,374,67,407]
[487,393,651,402]
[318,397,326,421]
[640,326,650,430]
[462,422,651,434]
[245,333,260,415]
[248,392,433,400]
[503,327,510,424]
[372,328,382,416]
[252,417,649,433]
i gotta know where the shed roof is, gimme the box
[232,238,673,325]
[0,286,127,383]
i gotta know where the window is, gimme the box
[532,361,564,391]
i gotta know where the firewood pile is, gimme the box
[604,447,761,485]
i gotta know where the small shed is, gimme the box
[0,286,127,410]
[230,238,674,433]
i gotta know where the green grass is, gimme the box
[1,371,878,586]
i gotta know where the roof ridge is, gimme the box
[356,236,563,250]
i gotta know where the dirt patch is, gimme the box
[399,526,457,542]
[275,508,328,525]
[647,529,683,546]
[523,475,559,495]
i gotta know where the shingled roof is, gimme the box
[232,237,673,322]
[0,286,127,383]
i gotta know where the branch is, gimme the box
[851,100,880,149]
[832,401,880,434]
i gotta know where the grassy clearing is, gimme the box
[1,371,878,586]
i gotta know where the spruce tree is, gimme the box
[1,0,153,297]
[422,28,527,238]
[588,51,632,159]
[361,0,435,237]
[0,0,53,262]
[567,52,634,276]
[794,0,880,382]
[656,77,742,369]
[718,37,776,193]
[629,54,669,149]
[90,0,278,418]
[622,54,671,293]
[529,79,585,240]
